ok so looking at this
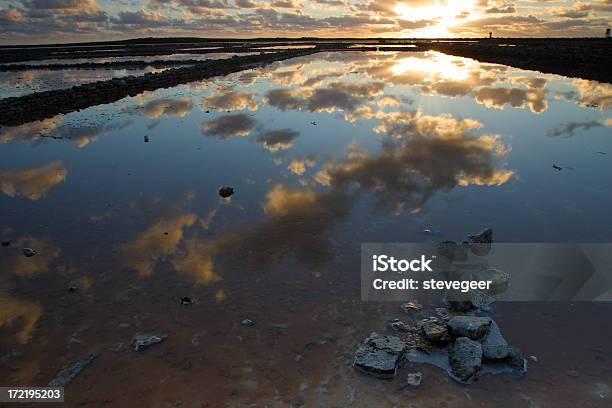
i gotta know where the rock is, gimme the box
[447,289,494,312]
[353,332,407,379]
[400,372,423,388]
[180,296,193,305]
[22,247,36,257]
[48,353,99,386]
[1,241,10,247]
[401,301,423,313]
[219,186,234,198]
[241,319,255,327]
[447,316,492,340]
[506,346,526,370]
[468,229,493,256]
[481,320,509,360]
[469,228,493,244]
[435,307,450,320]
[449,337,482,383]
[67,286,77,293]
[467,267,510,295]
[387,318,410,332]
[421,320,450,343]
[132,334,167,351]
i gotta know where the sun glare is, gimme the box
[394,0,476,38]
[390,51,475,81]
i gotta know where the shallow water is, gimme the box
[0,68,170,98]
[0,52,260,67]
[0,51,611,406]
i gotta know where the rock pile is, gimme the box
[353,227,526,384]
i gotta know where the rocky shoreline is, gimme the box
[0,49,317,127]
[430,39,611,84]
[353,228,528,386]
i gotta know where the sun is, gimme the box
[394,0,476,38]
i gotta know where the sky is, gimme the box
[0,0,610,45]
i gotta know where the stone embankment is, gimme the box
[430,40,611,84]
[0,49,317,127]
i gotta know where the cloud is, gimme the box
[0,236,60,278]
[200,113,257,139]
[316,109,513,213]
[485,6,515,14]
[25,0,100,14]
[474,86,548,113]
[202,90,258,111]
[256,129,300,151]
[572,79,612,110]
[0,161,67,200]
[121,213,198,277]
[547,119,612,137]
[0,294,43,344]
[142,97,194,118]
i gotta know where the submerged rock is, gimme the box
[468,228,493,256]
[241,319,255,327]
[22,247,36,257]
[469,228,493,244]
[449,337,482,383]
[447,316,492,341]
[219,186,234,198]
[180,296,194,305]
[400,372,423,388]
[353,332,407,379]
[481,320,509,360]
[48,353,99,387]
[132,334,167,351]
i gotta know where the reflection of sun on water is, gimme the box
[390,51,474,81]
[395,0,475,38]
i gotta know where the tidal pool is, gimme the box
[0,51,611,406]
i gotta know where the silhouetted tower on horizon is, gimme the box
[489,32,492,39]
[607,28,611,39]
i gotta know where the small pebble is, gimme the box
[529,355,539,363]
[180,296,193,305]
[400,372,423,388]
[219,187,234,198]
[241,319,254,327]
[22,248,36,257]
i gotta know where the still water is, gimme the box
[1,51,611,406]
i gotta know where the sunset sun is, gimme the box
[395,0,476,38]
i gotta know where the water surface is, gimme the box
[1,51,611,406]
